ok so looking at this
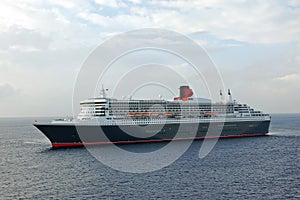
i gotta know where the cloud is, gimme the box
[128,0,141,4]
[50,0,75,9]
[2,0,300,48]
[78,1,300,44]
[78,12,155,31]
[287,0,300,7]
[295,56,300,64]
[0,1,35,31]
[94,0,122,8]
[277,73,300,82]
[0,83,17,99]
[0,0,299,115]
[0,26,51,51]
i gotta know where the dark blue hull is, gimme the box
[34,120,271,148]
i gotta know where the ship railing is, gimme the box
[86,115,271,126]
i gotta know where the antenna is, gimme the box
[100,84,106,98]
[228,89,232,102]
[220,89,224,102]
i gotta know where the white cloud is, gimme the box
[287,0,300,7]
[0,0,299,115]
[78,12,112,26]
[0,1,35,31]
[2,0,300,46]
[51,8,70,24]
[0,83,16,99]
[148,1,300,43]
[50,0,75,9]
[78,12,156,31]
[94,0,119,8]
[277,73,300,82]
[128,0,141,4]
[8,45,40,52]
[0,27,51,51]
[295,56,300,64]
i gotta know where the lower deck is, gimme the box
[34,120,271,148]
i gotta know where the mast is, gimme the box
[100,84,106,98]
[219,89,224,102]
[228,89,232,102]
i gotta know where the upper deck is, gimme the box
[77,86,269,121]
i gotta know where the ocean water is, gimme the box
[0,114,299,199]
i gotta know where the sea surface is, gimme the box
[0,114,299,199]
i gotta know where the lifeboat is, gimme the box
[204,111,219,115]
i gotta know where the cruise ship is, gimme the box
[34,86,271,148]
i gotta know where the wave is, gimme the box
[268,131,300,137]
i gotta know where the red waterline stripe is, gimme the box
[51,134,267,148]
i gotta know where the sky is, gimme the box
[0,0,299,117]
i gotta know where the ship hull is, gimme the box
[34,120,271,148]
